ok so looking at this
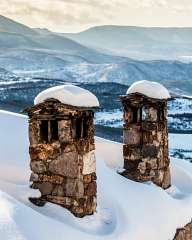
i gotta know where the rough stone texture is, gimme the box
[123,127,141,145]
[82,150,96,175]
[121,93,171,189]
[26,100,97,217]
[58,120,72,143]
[174,221,192,240]
[48,151,79,178]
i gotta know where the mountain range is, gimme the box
[0,15,192,95]
[64,25,192,60]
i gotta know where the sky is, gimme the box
[0,0,192,32]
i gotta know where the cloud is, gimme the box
[0,0,192,32]
[0,0,118,31]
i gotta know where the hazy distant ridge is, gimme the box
[0,15,192,94]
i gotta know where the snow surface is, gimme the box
[169,134,192,151]
[0,110,192,240]
[127,80,171,99]
[34,85,100,108]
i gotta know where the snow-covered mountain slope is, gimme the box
[1,16,192,91]
[0,15,105,59]
[0,32,43,49]
[1,50,192,95]
[1,110,192,240]
[0,15,37,35]
[64,25,192,60]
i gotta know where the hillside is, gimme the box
[0,16,192,94]
[0,15,103,57]
[64,25,192,60]
[0,15,37,35]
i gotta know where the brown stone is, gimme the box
[162,167,171,189]
[84,196,97,215]
[47,195,72,207]
[85,181,97,196]
[30,143,61,161]
[123,146,141,160]
[123,110,132,123]
[49,151,78,178]
[124,159,140,171]
[123,128,141,145]
[38,174,64,184]
[83,175,92,183]
[38,182,54,196]
[58,120,72,143]
[63,144,76,153]
[142,145,158,158]
[30,172,39,182]
[29,121,39,145]
[65,179,84,198]
[91,172,97,181]
[144,107,157,122]
[30,161,46,174]
[174,221,192,240]
[142,122,157,131]
[52,185,65,196]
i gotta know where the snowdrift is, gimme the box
[0,110,192,240]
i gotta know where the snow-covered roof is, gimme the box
[34,84,99,108]
[127,80,171,99]
[1,110,192,240]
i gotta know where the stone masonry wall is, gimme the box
[174,221,192,240]
[121,94,171,189]
[27,101,97,217]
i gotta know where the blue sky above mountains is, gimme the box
[0,0,192,32]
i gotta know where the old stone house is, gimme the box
[120,80,172,189]
[25,85,99,217]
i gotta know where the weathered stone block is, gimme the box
[142,122,157,131]
[30,161,46,174]
[30,172,39,182]
[84,181,97,197]
[38,182,53,196]
[145,158,158,170]
[123,146,141,160]
[63,144,76,153]
[138,161,147,174]
[58,120,72,143]
[123,111,132,123]
[142,144,158,158]
[65,179,84,198]
[91,172,97,181]
[162,167,171,189]
[174,221,192,240]
[84,196,97,215]
[82,150,96,175]
[30,143,61,161]
[144,107,158,122]
[124,159,140,171]
[83,174,92,183]
[29,121,39,145]
[123,128,141,145]
[49,151,78,178]
[52,185,65,196]
[38,174,64,184]
[46,195,72,207]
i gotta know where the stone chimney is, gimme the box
[25,85,99,217]
[120,81,172,189]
